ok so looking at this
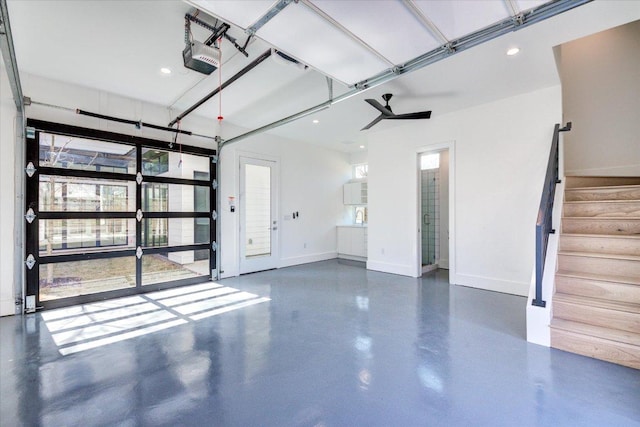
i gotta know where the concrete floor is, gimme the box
[1,260,639,426]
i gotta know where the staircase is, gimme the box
[550,176,640,369]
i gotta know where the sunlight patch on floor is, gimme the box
[41,282,270,355]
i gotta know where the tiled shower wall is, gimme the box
[421,169,439,266]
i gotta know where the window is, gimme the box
[39,132,135,172]
[354,206,368,224]
[142,149,169,175]
[353,164,368,179]
[420,153,440,170]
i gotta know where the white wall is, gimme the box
[367,86,562,296]
[19,72,221,148]
[557,20,640,176]
[349,150,368,165]
[0,57,17,316]
[219,136,349,277]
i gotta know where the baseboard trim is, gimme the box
[337,254,367,262]
[279,252,337,268]
[437,258,449,269]
[366,260,417,277]
[455,273,529,297]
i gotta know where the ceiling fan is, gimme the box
[361,93,432,130]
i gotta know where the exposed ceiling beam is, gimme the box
[0,0,25,113]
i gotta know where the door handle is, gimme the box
[272,227,278,230]
[423,214,429,225]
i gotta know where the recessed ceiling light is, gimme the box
[160,67,172,74]
[312,119,319,124]
[359,145,365,149]
[506,47,520,56]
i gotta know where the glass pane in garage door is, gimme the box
[39,257,135,301]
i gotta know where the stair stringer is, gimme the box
[527,179,565,347]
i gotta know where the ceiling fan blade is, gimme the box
[389,110,432,120]
[364,99,393,116]
[361,114,385,131]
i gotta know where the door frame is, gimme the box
[238,154,279,274]
[415,141,456,282]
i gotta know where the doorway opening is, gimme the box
[418,149,450,275]
[239,156,279,274]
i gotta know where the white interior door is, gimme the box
[239,157,278,274]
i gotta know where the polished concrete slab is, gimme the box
[1,260,639,426]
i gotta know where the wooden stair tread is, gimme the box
[565,184,640,191]
[558,251,640,262]
[565,177,640,189]
[554,292,640,314]
[561,217,640,235]
[551,329,640,369]
[551,318,640,346]
[556,270,640,286]
[563,216,640,219]
[560,233,640,240]
[567,184,640,192]
[559,233,640,256]
[564,199,640,204]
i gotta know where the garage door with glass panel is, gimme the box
[24,119,216,310]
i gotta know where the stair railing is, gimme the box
[533,122,572,307]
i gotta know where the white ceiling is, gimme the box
[188,0,547,85]
[6,1,640,152]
